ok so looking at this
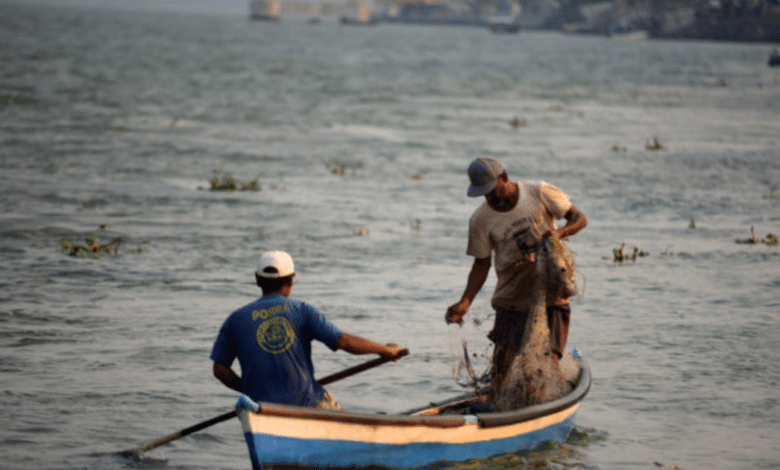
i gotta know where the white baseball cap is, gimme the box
[256,251,295,278]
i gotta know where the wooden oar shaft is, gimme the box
[318,348,409,385]
[130,410,238,454]
[123,349,409,457]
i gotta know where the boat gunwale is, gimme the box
[476,359,590,428]
[249,402,468,428]
[241,358,590,430]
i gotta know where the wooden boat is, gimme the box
[235,354,590,469]
[769,49,780,68]
[340,0,378,25]
[487,15,520,34]
[610,29,649,40]
[488,23,520,34]
[250,0,280,21]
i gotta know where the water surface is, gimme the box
[1,4,779,469]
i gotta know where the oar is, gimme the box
[120,410,239,457]
[121,348,409,458]
[317,348,408,385]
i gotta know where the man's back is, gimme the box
[211,293,343,406]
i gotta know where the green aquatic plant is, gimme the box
[208,171,259,191]
[509,117,527,129]
[612,243,649,263]
[645,136,665,151]
[736,226,778,246]
[330,164,361,176]
[61,225,121,258]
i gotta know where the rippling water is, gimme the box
[1,3,779,470]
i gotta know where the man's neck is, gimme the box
[263,286,292,298]
[488,183,519,212]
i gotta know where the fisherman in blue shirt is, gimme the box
[211,251,405,409]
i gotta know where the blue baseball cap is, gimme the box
[467,157,505,197]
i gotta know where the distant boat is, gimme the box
[378,1,490,27]
[250,0,280,21]
[487,15,520,34]
[340,0,377,25]
[770,49,780,67]
[489,23,520,34]
[340,16,379,25]
[610,29,649,40]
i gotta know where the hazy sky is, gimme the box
[5,0,252,15]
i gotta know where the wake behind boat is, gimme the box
[236,352,590,468]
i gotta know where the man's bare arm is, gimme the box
[557,206,587,239]
[445,257,491,325]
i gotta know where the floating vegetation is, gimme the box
[688,219,696,229]
[411,173,425,181]
[509,117,527,129]
[735,226,778,246]
[331,165,349,176]
[612,243,649,263]
[764,187,776,201]
[208,171,259,191]
[411,218,422,231]
[329,164,361,176]
[61,225,121,258]
[1,89,37,108]
[645,136,665,151]
[611,144,627,152]
[654,461,683,470]
[355,227,368,236]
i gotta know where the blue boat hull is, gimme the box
[243,414,575,468]
[236,357,590,469]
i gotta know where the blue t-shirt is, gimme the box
[210,294,344,407]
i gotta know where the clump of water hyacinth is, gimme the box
[509,117,527,129]
[208,171,259,191]
[612,243,649,263]
[735,226,778,246]
[330,164,362,176]
[645,137,665,151]
[61,225,121,258]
